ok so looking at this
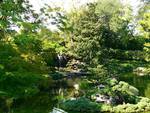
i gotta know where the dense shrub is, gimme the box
[108,49,146,61]
[0,72,52,98]
[112,97,150,113]
[111,81,139,104]
[100,97,150,113]
[41,48,57,67]
[88,65,108,81]
[91,79,139,104]
[112,81,139,96]
[60,97,100,113]
[79,79,91,90]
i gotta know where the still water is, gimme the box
[9,78,79,113]
[11,89,72,113]
[2,74,150,113]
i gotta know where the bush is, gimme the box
[112,81,139,96]
[105,97,150,113]
[88,65,108,81]
[79,79,91,90]
[41,48,57,67]
[106,78,118,86]
[0,72,51,98]
[60,97,100,113]
[101,104,113,112]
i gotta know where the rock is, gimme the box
[70,97,76,100]
[92,94,113,104]
[50,107,67,113]
[98,84,105,89]
[133,67,147,76]
[74,84,79,90]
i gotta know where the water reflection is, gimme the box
[6,74,150,113]
[7,78,81,113]
[119,73,150,98]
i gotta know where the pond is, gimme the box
[1,74,150,113]
[119,73,150,98]
[10,89,73,113]
[6,78,80,113]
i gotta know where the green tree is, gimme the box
[67,0,134,64]
[138,0,150,61]
[0,1,54,111]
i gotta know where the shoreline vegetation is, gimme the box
[0,0,150,113]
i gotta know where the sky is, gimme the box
[29,0,95,12]
[29,0,141,15]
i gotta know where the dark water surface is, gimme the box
[10,79,78,113]
[10,90,70,113]
[2,74,150,113]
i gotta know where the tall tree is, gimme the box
[66,0,134,64]
[138,0,150,61]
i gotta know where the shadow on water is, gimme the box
[119,73,150,98]
[6,78,79,113]
[8,90,70,113]
[10,92,57,113]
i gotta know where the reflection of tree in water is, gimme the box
[144,82,150,98]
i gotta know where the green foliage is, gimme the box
[63,0,141,65]
[108,49,146,61]
[91,79,139,104]
[138,0,150,62]
[0,0,25,29]
[112,81,139,96]
[0,64,4,75]
[39,28,66,53]
[72,3,103,63]
[41,48,57,67]
[111,97,150,113]
[14,33,42,53]
[79,79,91,90]
[88,65,108,81]
[60,97,100,113]
[92,79,150,112]
[101,104,113,112]
[0,0,150,113]
[0,1,60,105]
[107,78,118,86]
[0,72,51,98]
